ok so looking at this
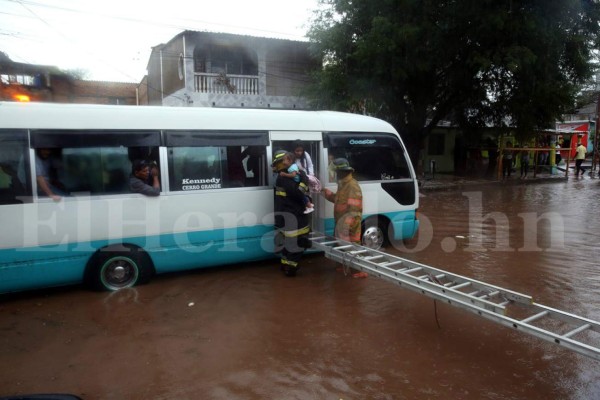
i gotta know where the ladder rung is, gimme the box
[417,274,429,280]
[499,300,511,307]
[364,255,385,261]
[478,290,500,299]
[435,274,445,280]
[563,323,592,339]
[349,250,368,255]
[320,240,341,246]
[311,236,326,240]
[468,290,479,296]
[405,267,423,274]
[382,260,403,268]
[521,311,549,324]
[333,245,355,251]
[451,282,471,290]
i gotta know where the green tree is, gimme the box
[307,0,600,158]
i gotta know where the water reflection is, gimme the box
[0,181,599,399]
[402,179,600,399]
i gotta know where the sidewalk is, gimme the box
[419,169,568,191]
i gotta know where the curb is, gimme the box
[419,176,567,192]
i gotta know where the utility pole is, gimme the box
[594,92,600,177]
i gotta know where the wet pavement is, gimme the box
[1,176,600,399]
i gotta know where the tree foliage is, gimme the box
[307,0,600,151]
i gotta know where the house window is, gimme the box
[1,74,36,86]
[194,44,258,76]
[178,53,185,80]
[428,133,445,156]
[108,97,127,105]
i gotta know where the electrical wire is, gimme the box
[1,0,318,103]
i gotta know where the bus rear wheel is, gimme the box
[85,245,154,291]
[362,217,389,250]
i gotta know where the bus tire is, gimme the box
[361,217,389,250]
[84,245,154,291]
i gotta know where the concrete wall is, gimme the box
[158,31,316,109]
[423,128,460,173]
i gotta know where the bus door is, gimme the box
[270,132,323,232]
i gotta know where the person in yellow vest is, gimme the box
[575,142,587,177]
[322,158,368,278]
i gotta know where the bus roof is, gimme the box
[0,102,398,134]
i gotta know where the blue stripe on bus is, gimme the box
[323,210,418,240]
[0,212,417,294]
[0,225,274,294]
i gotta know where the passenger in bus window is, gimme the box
[293,140,314,176]
[241,146,263,186]
[0,162,26,204]
[35,148,68,202]
[130,159,161,196]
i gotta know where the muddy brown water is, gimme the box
[1,179,599,399]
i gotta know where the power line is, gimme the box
[0,0,311,84]
[0,0,309,41]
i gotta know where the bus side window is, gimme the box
[59,147,132,195]
[240,146,266,187]
[167,145,267,191]
[338,147,410,181]
[0,131,31,204]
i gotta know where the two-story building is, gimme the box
[142,30,319,109]
[0,51,137,104]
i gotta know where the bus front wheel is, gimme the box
[85,245,154,291]
[362,217,389,250]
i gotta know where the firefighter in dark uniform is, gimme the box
[272,150,311,276]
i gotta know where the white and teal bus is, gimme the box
[0,102,419,293]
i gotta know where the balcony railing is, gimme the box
[194,73,259,95]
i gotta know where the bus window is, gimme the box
[344,147,410,181]
[59,147,131,194]
[0,130,31,204]
[30,130,162,197]
[167,145,267,191]
[324,132,411,182]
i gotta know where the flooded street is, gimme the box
[1,179,600,399]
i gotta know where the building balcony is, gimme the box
[194,72,259,95]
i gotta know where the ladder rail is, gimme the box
[316,239,532,314]
[309,232,600,362]
[529,302,600,334]
[447,291,600,361]
[314,235,533,306]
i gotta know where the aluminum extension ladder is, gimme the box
[309,232,600,362]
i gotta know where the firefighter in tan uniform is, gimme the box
[322,158,368,278]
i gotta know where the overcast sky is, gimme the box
[0,0,319,82]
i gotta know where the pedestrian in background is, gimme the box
[575,142,587,177]
[555,142,562,165]
[501,141,514,180]
[520,146,530,179]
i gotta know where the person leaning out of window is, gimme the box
[130,159,161,196]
